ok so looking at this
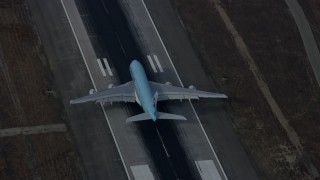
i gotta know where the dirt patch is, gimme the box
[0,134,82,179]
[170,0,320,179]
[0,0,83,179]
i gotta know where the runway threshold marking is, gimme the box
[61,1,131,179]
[97,59,107,76]
[147,55,158,73]
[153,55,164,72]
[195,160,222,180]
[140,0,228,179]
[131,165,155,180]
[103,58,113,76]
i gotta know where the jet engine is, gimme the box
[165,82,172,86]
[188,85,196,90]
[89,89,96,94]
[108,84,114,89]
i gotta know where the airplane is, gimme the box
[70,60,227,122]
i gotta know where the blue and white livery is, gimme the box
[70,60,227,122]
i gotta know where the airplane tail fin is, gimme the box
[157,112,187,120]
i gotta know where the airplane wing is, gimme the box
[149,81,227,101]
[70,81,135,104]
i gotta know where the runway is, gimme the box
[26,0,258,179]
[120,0,259,179]
[75,0,226,179]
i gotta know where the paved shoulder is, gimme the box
[285,0,320,85]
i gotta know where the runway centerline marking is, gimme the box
[155,127,170,157]
[97,59,107,76]
[147,55,158,73]
[103,58,113,76]
[140,0,227,179]
[153,55,164,72]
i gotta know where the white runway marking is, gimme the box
[103,58,113,76]
[195,160,222,180]
[156,128,170,157]
[131,165,155,180]
[97,59,107,76]
[153,55,164,72]
[147,55,158,73]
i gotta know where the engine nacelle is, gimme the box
[108,84,114,89]
[89,89,96,94]
[165,82,172,86]
[188,85,196,90]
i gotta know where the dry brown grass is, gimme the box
[0,0,83,179]
[170,0,320,178]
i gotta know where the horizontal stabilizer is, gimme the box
[126,113,151,123]
[157,112,187,120]
[126,112,187,123]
